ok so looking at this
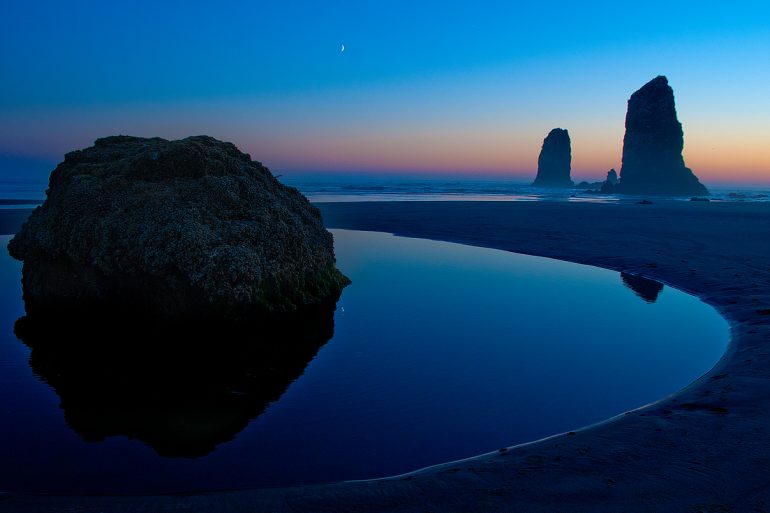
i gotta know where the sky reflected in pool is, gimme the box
[0,230,728,494]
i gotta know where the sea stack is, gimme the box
[8,135,350,319]
[532,128,573,188]
[616,76,708,196]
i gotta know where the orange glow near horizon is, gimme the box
[1,78,768,184]
[2,112,769,184]
[239,127,770,183]
[3,125,769,184]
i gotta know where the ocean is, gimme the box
[280,176,770,203]
[1,174,768,205]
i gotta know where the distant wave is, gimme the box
[0,176,767,205]
[281,177,770,204]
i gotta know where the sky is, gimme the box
[1,0,769,184]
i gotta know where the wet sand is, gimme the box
[3,199,770,512]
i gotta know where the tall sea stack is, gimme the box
[532,128,573,188]
[617,76,708,196]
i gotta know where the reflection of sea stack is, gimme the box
[616,76,708,196]
[8,135,350,319]
[532,128,573,188]
[14,299,339,458]
[621,272,664,303]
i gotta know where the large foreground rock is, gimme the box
[617,76,708,196]
[532,128,573,188]
[8,135,350,318]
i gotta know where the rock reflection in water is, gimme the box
[13,300,338,458]
[621,272,664,303]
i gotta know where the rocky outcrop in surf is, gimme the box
[532,128,573,188]
[8,135,350,319]
[616,76,708,196]
[600,169,618,193]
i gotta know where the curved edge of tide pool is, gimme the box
[2,199,768,513]
[333,230,731,482]
[340,278,734,486]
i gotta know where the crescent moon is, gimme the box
[340,44,345,53]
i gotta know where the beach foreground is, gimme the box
[3,199,770,512]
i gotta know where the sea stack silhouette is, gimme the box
[532,128,573,188]
[616,76,708,196]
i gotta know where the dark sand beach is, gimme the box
[2,199,770,512]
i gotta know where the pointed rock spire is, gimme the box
[617,76,708,196]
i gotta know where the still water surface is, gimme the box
[0,230,728,494]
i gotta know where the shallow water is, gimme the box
[0,230,728,494]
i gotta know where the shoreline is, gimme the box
[3,199,770,511]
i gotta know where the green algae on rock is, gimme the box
[8,135,350,318]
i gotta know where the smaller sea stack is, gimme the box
[532,128,573,188]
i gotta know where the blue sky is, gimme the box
[2,0,769,182]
